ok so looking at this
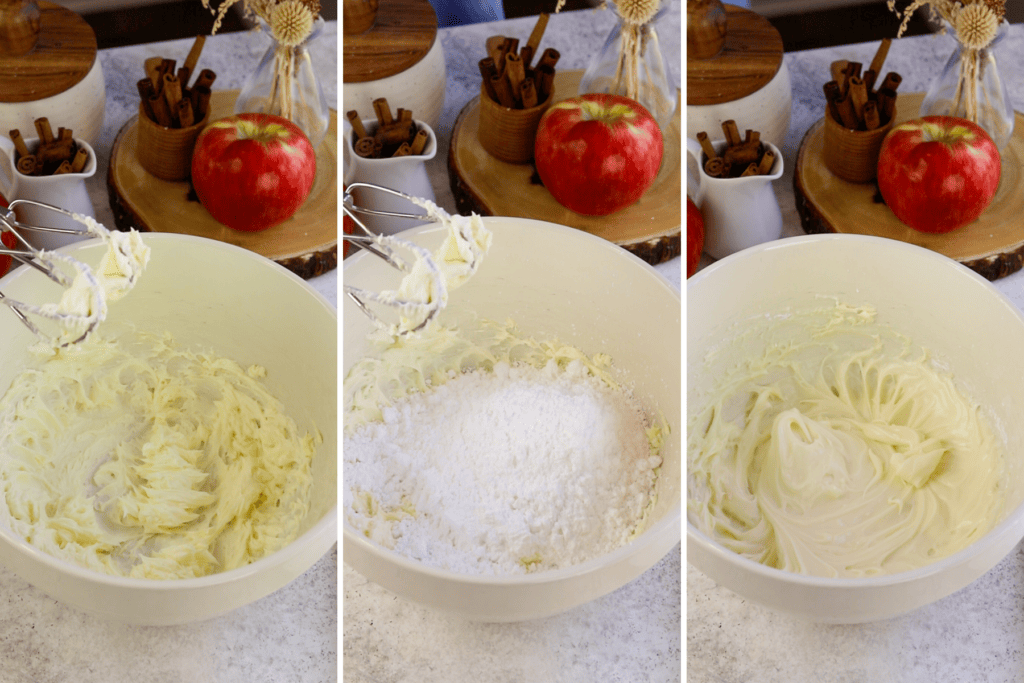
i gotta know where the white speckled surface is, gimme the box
[342,4,682,681]
[0,24,337,682]
[689,23,1024,682]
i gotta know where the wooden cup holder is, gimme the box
[822,110,895,184]
[135,102,209,181]
[476,85,552,165]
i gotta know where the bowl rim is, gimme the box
[686,232,1024,587]
[0,231,339,588]
[342,215,682,583]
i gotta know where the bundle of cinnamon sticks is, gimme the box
[137,36,216,129]
[348,99,430,159]
[479,12,560,109]
[697,121,776,179]
[9,119,89,176]
[823,38,902,131]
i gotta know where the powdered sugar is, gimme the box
[344,358,662,575]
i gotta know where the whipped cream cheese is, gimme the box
[688,302,1006,578]
[0,331,319,579]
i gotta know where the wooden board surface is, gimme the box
[686,4,784,106]
[107,90,338,280]
[448,70,682,266]
[795,92,1024,281]
[0,1,96,103]
[342,0,437,84]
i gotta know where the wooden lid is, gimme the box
[343,0,437,84]
[0,1,97,103]
[687,4,784,106]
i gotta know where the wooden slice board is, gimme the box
[107,90,338,280]
[796,92,1024,281]
[342,0,437,83]
[448,70,682,266]
[0,1,96,103]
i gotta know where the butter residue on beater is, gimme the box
[15,212,150,350]
[354,198,492,337]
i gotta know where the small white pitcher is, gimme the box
[343,118,436,235]
[0,134,97,251]
[686,137,784,260]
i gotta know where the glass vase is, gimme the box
[920,21,1014,151]
[235,16,330,150]
[577,1,677,128]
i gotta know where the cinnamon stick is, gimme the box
[697,131,717,161]
[863,100,881,130]
[879,72,902,93]
[162,73,183,121]
[347,110,368,139]
[524,12,549,67]
[757,149,776,175]
[16,154,36,175]
[848,76,868,122]
[145,57,164,93]
[535,65,555,103]
[740,163,759,177]
[504,52,526,106]
[491,74,515,108]
[354,137,377,158]
[182,35,206,87]
[391,142,412,157]
[835,93,859,129]
[373,98,393,126]
[410,128,429,155]
[868,38,891,79]
[9,129,30,158]
[194,69,217,90]
[53,160,72,175]
[486,35,507,73]
[721,120,741,146]
[177,98,195,128]
[150,94,173,127]
[70,146,89,173]
[704,157,727,178]
[34,118,53,143]
[193,85,212,120]
[823,81,843,124]
[520,77,538,109]
[479,57,500,102]
[537,47,560,71]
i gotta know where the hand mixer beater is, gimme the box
[0,199,141,347]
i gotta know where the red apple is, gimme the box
[191,113,316,232]
[877,115,1000,234]
[687,196,704,278]
[0,192,13,276]
[533,93,663,216]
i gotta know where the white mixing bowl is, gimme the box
[688,234,1024,623]
[343,217,681,622]
[0,234,337,625]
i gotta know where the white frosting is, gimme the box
[688,302,1006,578]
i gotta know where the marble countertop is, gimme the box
[688,22,1024,683]
[0,24,338,683]
[343,3,683,681]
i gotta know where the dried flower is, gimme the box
[616,0,659,25]
[887,0,1004,49]
[955,2,999,48]
[271,0,314,46]
[200,0,321,41]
